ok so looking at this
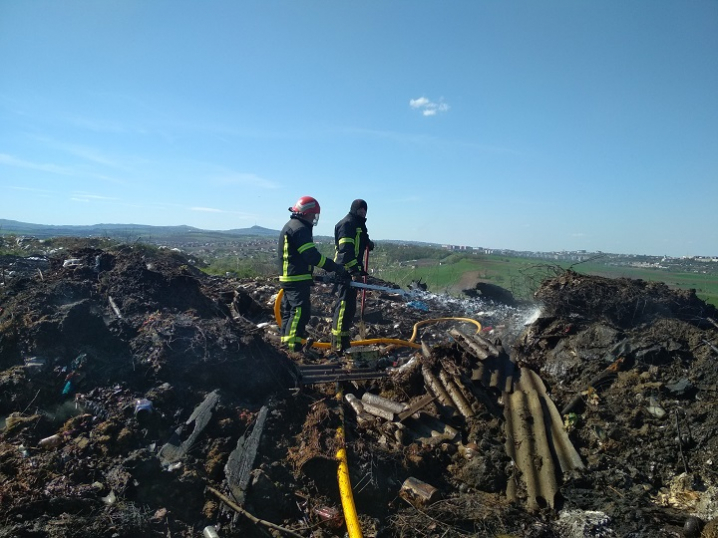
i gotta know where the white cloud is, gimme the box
[409,96,450,117]
[76,194,115,200]
[52,141,123,168]
[0,152,127,184]
[191,207,224,213]
[70,192,118,203]
[9,185,53,193]
[0,153,72,175]
[409,97,430,108]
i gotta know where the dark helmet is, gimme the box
[350,199,368,216]
[289,196,321,226]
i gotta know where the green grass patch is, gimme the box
[372,253,718,308]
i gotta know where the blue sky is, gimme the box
[1,1,716,257]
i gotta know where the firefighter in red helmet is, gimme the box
[278,196,348,354]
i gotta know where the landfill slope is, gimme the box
[0,243,717,537]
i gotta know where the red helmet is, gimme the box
[289,196,321,226]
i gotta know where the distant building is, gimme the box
[442,244,476,251]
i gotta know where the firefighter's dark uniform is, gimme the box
[331,201,373,352]
[278,215,341,352]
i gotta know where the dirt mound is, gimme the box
[1,244,718,537]
[462,281,519,306]
[535,269,718,330]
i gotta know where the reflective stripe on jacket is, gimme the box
[334,212,370,271]
[278,215,336,283]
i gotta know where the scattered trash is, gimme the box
[108,296,123,319]
[203,525,220,538]
[158,389,221,466]
[23,355,45,367]
[344,345,380,368]
[1,242,717,537]
[457,441,479,460]
[38,434,62,449]
[666,378,696,398]
[313,505,344,528]
[563,412,579,432]
[225,405,268,505]
[134,398,153,415]
[400,477,441,506]
[555,509,613,537]
[62,380,73,395]
[647,396,667,419]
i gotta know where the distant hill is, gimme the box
[225,225,277,237]
[0,219,441,247]
[0,219,279,241]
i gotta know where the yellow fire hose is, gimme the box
[274,288,483,536]
[335,383,363,538]
[274,288,482,350]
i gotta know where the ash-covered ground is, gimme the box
[1,243,718,538]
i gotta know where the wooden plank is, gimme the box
[397,393,436,422]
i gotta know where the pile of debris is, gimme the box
[1,244,718,538]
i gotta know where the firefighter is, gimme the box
[278,196,348,354]
[331,199,375,353]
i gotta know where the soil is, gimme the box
[1,246,718,538]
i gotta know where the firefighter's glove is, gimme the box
[334,266,351,281]
[367,240,375,252]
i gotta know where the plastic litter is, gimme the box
[134,398,154,415]
[313,506,344,528]
[203,525,220,538]
[647,397,667,419]
[38,434,62,449]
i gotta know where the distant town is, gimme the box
[1,218,715,276]
[441,244,717,272]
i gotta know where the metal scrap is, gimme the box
[158,389,221,466]
[504,368,584,511]
[225,405,269,505]
[297,363,387,385]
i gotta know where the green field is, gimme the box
[5,232,714,307]
[370,252,718,308]
[147,240,718,309]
